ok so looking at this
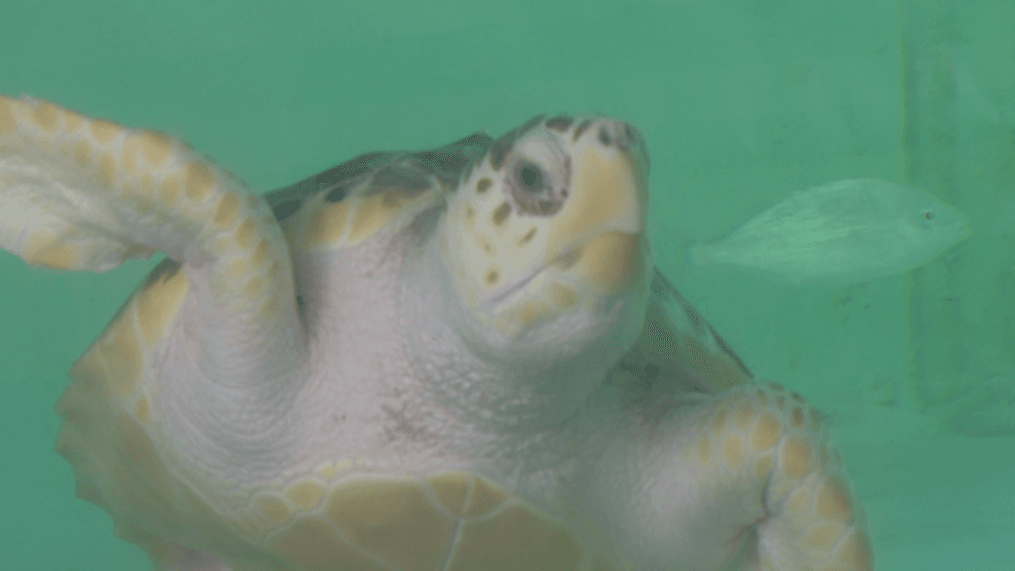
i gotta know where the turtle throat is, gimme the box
[399,236,649,432]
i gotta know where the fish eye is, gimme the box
[923,210,935,221]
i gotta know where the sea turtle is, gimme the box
[0,95,874,571]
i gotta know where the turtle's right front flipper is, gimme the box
[0,94,306,441]
[0,93,302,332]
[0,95,283,274]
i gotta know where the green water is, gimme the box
[1,0,1012,569]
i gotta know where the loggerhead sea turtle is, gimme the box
[0,95,873,571]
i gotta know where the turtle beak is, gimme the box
[545,120,651,296]
[551,231,648,296]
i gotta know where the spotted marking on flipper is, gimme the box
[690,382,874,571]
[2,96,315,568]
[0,97,292,319]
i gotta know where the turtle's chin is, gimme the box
[477,275,651,379]
[401,230,651,429]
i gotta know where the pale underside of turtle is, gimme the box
[0,96,874,571]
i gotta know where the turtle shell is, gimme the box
[264,131,493,222]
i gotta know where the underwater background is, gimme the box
[0,0,1012,569]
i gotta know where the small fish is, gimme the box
[688,178,971,285]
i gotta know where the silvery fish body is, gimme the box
[689,178,971,285]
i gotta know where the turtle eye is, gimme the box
[503,134,569,217]
[515,161,546,193]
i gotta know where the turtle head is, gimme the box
[437,114,653,366]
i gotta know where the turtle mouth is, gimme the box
[482,230,643,310]
[482,254,566,309]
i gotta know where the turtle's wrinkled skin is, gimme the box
[0,96,873,571]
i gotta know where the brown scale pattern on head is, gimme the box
[572,119,594,142]
[545,115,575,132]
[488,114,547,171]
[491,201,512,226]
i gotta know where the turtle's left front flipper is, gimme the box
[585,381,874,571]
[0,94,305,392]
